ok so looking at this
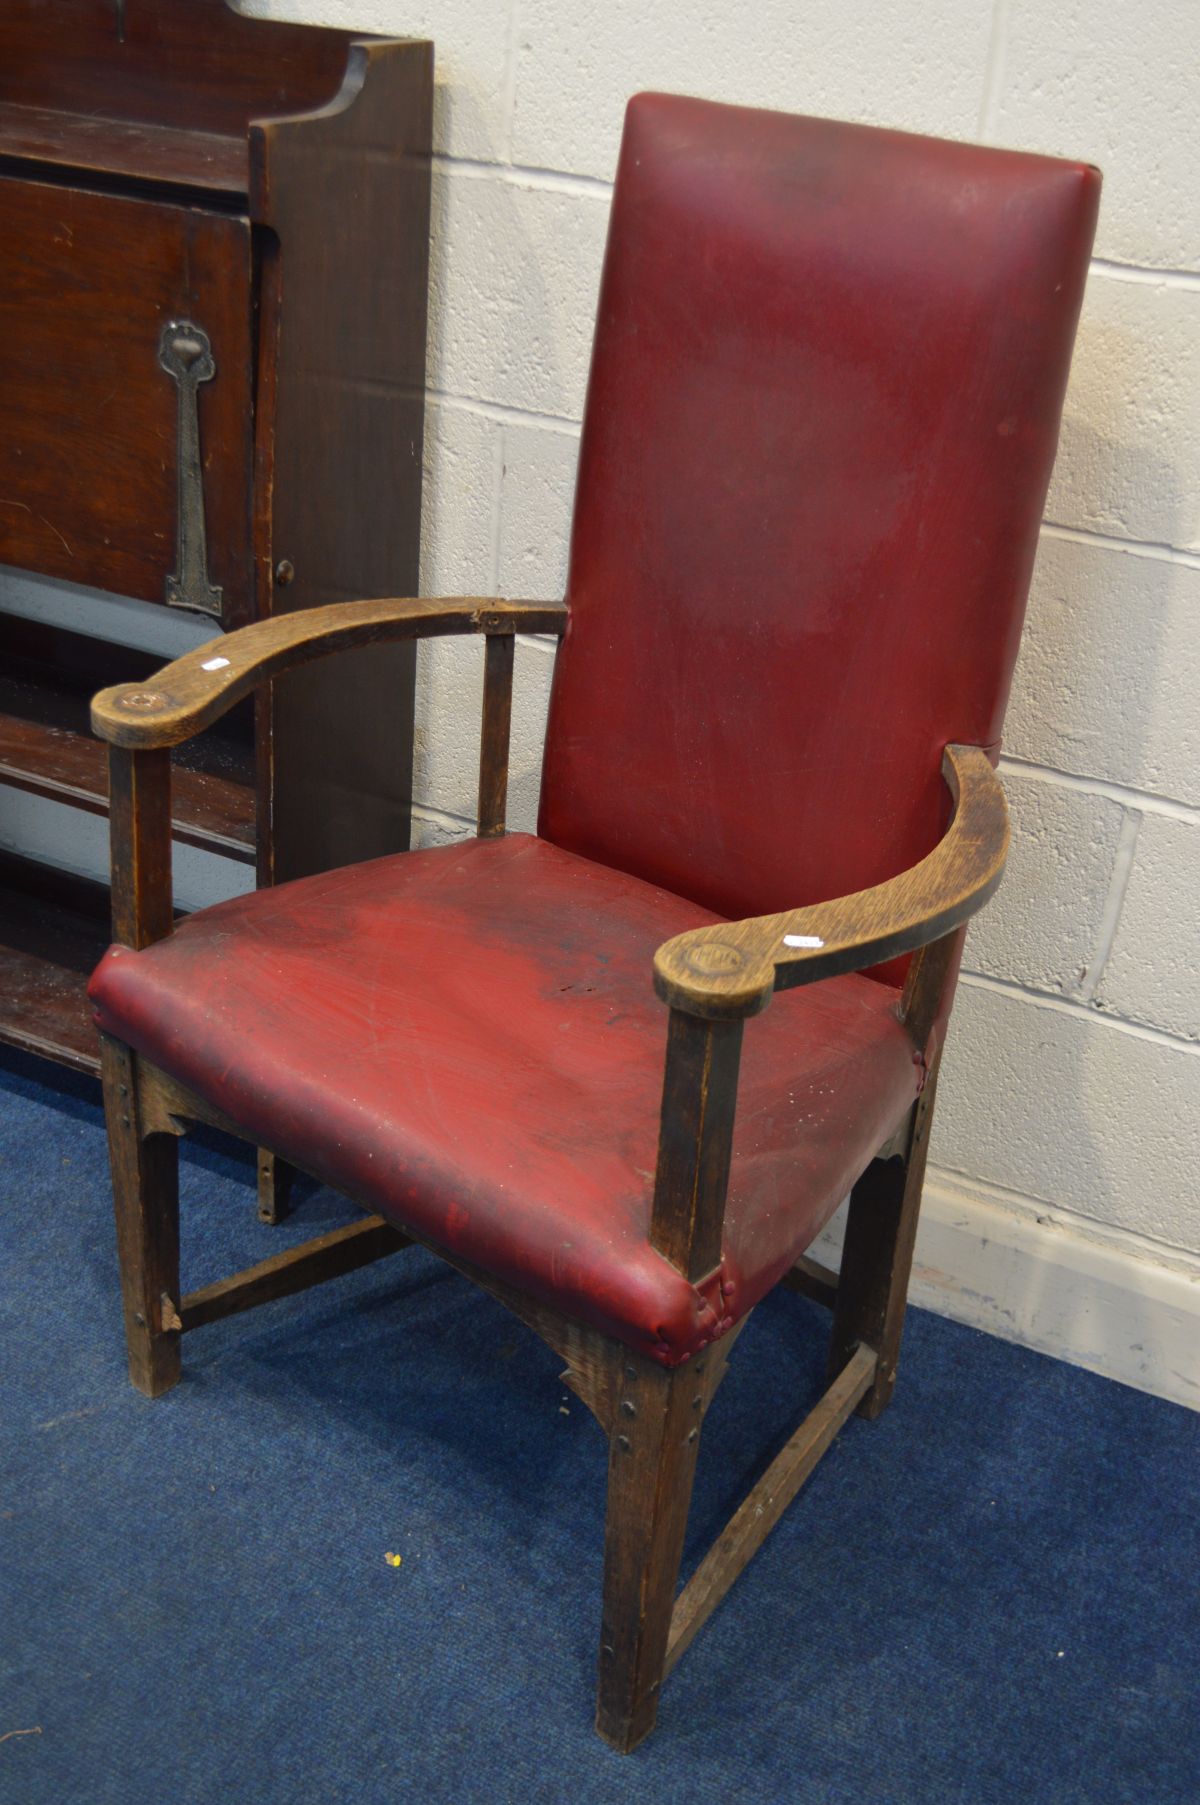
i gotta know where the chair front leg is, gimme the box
[100,1035,182,1399]
[595,1005,742,1748]
[596,1354,705,1752]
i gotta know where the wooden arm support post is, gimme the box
[478,633,515,839]
[650,1011,744,1278]
[108,745,173,951]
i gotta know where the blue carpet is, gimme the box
[1,1044,1198,1804]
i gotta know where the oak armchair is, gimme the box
[89,95,1099,1752]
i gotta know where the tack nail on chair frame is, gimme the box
[88,95,1100,1752]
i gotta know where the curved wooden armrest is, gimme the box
[91,595,568,749]
[653,745,1008,1021]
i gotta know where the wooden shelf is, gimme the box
[0,709,256,862]
[0,639,256,863]
[0,101,248,203]
[0,619,254,1073]
[0,852,110,1073]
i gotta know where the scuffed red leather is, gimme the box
[540,94,1101,994]
[89,835,920,1364]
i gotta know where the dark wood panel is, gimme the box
[259,40,432,880]
[0,175,255,620]
[0,852,110,1072]
[0,100,248,199]
[0,2,355,138]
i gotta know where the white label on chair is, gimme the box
[783,934,824,949]
[201,656,231,671]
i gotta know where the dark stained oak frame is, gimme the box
[91,595,1009,1753]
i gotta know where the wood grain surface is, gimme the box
[0,175,255,618]
[92,596,568,747]
[653,745,1009,1019]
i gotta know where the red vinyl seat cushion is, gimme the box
[89,834,921,1364]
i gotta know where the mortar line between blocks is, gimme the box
[429,387,582,434]
[975,0,1010,140]
[997,756,1200,825]
[1090,257,1200,291]
[1041,520,1200,571]
[959,971,1200,1055]
[433,152,613,200]
[412,801,475,835]
[1073,808,1142,1002]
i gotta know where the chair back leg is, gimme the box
[595,1355,707,1752]
[827,1061,941,1420]
[256,1149,295,1225]
[100,1035,182,1398]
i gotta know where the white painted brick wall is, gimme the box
[509,0,996,178]
[6,5,1199,1347]
[430,172,609,418]
[934,983,1200,1253]
[961,775,1125,998]
[996,0,1200,272]
[1095,814,1200,1042]
[496,422,580,601]
[1005,538,1200,807]
[1047,274,1200,550]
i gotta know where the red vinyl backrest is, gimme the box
[539,94,1100,934]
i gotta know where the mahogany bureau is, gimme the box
[0,0,432,1113]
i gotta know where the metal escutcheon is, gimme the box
[159,319,223,619]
